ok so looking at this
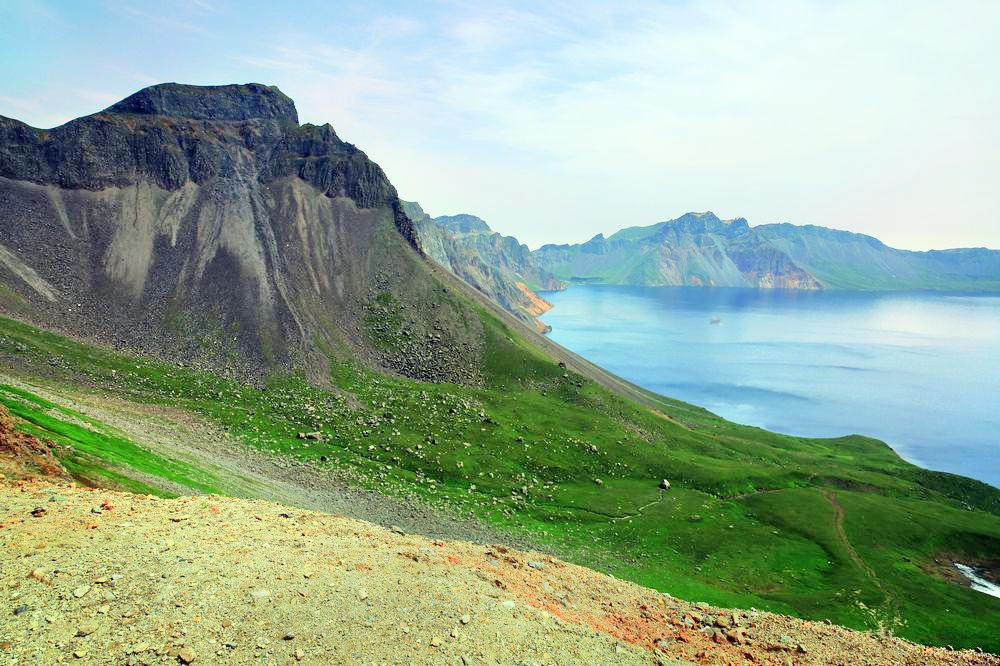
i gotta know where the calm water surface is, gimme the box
[540,285,1000,488]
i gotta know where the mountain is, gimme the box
[0,84,998,653]
[0,83,484,383]
[403,201,564,332]
[534,211,1000,291]
[755,223,1000,291]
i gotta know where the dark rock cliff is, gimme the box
[0,83,471,382]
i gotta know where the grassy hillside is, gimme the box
[1,295,997,652]
[757,224,1000,291]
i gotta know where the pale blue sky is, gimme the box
[2,1,998,249]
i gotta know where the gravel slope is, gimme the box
[3,482,997,666]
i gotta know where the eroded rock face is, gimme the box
[0,83,470,382]
[403,201,563,331]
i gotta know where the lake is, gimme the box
[540,285,1000,488]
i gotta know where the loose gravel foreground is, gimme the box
[1,482,997,666]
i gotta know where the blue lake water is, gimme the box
[540,285,1000,488]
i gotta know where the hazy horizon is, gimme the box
[3,1,998,251]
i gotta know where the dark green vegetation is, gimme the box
[534,212,1000,291]
[2,309,997,652]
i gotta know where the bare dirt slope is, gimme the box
[2,482,996,666]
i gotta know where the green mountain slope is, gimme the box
[535,212,820,289]
[403,201,564,331]
[756,224,1000,291]
[535,213,1000,291]
[0,84,996,652]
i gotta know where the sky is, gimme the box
[1,0,998,250]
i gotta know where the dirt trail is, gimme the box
[824,491,880,586]
[3,482,997,666]
[611,495,664,523]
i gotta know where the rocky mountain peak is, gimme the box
[104,82,299,124]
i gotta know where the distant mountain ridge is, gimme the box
[533,212,1000,291]
[403,201,564,331]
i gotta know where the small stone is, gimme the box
[177,647,197,663]
[31,506,46,517]
[13,604,29,616]
[358,589,369,601]
[295,648,305,661]
[283,632,295,641]
[72,585,91,599]
[91,506,103,514]
[725,628,746,645]
[76,623,98,637]
[28,569,51,585]
[527,560,545,570]
[73,650,87,659]
[132,642,150,654]
[460,614,471,625]
[221,619,233,628]
[501,600,516,609]
[249,589,270,600]
[430,637,443,647]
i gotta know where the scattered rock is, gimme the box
[13,604,30,616]
[28,569,51,585]
[75,623,98,637]
[527,560,545,570]
[72,585,91,599]
[177,647,197,663]
[460,614,471,625]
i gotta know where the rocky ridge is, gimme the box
[0,83,485,383]
[533,211,1000,291]
[403,201,564,332]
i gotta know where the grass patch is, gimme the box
[0,313,997,652]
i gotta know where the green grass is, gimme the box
[0,311,997,652]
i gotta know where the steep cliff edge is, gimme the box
[0,83,483,382]
[403,201,563,332]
